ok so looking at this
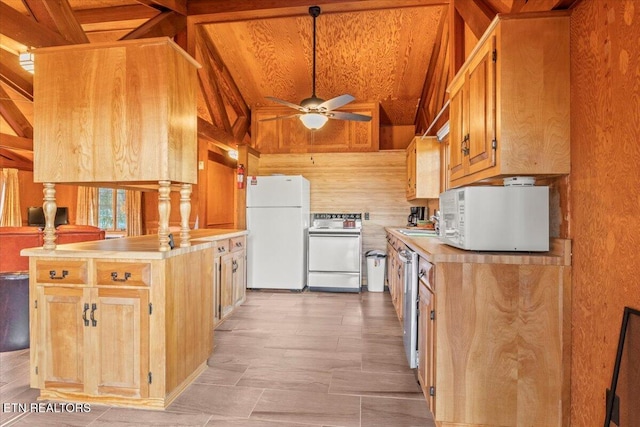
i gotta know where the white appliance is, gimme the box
[308,213,362,292]
[246,175,310,290]
[399,244,418,368]
[439,185,549,251]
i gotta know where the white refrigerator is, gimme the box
[246,175,310,290]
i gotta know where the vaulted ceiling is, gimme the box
[0,0,579,170]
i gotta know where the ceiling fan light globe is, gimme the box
[300,113,328,130]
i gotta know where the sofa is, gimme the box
[0,225,105,352]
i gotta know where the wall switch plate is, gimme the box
[198,161,204,170]
[364,212,370,220]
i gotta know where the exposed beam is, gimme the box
[0,147,32,171]
[449,0,465,78]
[0,2,70,47]
[196,34,232,132]
[453,0,495,40]
[119,10,186,40]
[137,0,188,15]
[188,0,449,23]
[0,133,33,151]
[0,50,34,102]
[197,26,250,120]
[232,116,250,142]
[0,85,33,139]
[74,5,159,25]
[22,0,90,44]
[197,117,238,149]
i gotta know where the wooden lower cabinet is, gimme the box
[417,262,436,414]
[216,236,246,322]
[29,243,215,409]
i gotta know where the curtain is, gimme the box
[0,168,22,227]
[76,186,98,226]
[126,190,142,236]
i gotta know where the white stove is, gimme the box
[307,213,362,292]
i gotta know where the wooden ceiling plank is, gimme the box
[198,27,249,120]
[136,0,188,15]
[0,133,33,151]
[511,0,580,12]
[0,50,34,102]
[119,10,187,40]
[74,5,159,25]
[0,85,33,139]
[22,0,90,44]
[453,0,495,39]
[0,2,70,47]
[196,36,233,132]
[188,0,450,23]
[449,0,465,79]
[0,147,32,171]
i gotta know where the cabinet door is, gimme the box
[418,282,436,413]
[406,140,416,199]
[232,251,245,306]
[466,35,496,176]
[448,80,466,182]
[213,256,221,325]
[91,287,149,398]
[37,286,87,392]
[220,253,234,317]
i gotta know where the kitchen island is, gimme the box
[386,228,571,427]
[21,229,247,410]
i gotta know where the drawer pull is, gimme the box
[90,303,97,327]
[111,272,131,282]
[49,270,69,280]
[82,303,90,326]
[419,269,426,279]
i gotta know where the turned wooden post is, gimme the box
[158,181,171,251]
[42,183,57,250]
[180,183,192,247]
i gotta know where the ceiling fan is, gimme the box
[262,5,372,130]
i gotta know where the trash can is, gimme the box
[365,250,386,292]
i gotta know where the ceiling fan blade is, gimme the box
[266,96,306,111]
[329,111,372,122]
[317,94,355,111]
[259,113,301,122]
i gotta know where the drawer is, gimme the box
[96,261,151,287]
[35,260,88,285]
[230,236,245,253]
[418,257,434,290]
[215,239,230,256]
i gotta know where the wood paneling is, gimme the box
[206,159,235,228]
[258,151,433,275]
[569,1,640,425]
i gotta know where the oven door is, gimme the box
[308,233,360,273]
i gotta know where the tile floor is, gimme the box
[0,290,435,426]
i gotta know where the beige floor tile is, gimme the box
[207,416,322,426]
[250,389,360,427]
[195,363,249,386]
[168,383,264,417]
[361,396,436,427]
[10,403,109,426]
[329,370,423,399]
[89,407,212,426]
[264,334,339,352]
[236,366,332,393]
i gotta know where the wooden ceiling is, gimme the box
[0,0,579,170]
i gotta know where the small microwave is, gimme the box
[439,186,549,251]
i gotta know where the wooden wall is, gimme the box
[569,1,640,425]
[17,170,77,225]
[258,151,438,283]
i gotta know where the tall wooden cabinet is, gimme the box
[406,136,440,200]
[447,12,570,188]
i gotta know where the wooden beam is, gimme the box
[197,117,238,149]
[0,147,32,171]
[196,29,232,132]
[22,0,90,44]
[449,0,465,79]
[119,10,186,40]
[232,116,250,141]
[0,2,70,47]
[510,0,581,13]
[197,26,250,120]
[0,50,34,102]
[0,133,33,151]
[453,0,495,40]
[0,85,33,139]
[137,0,188,15]
[74,5,159,25]
[188,0,449,23]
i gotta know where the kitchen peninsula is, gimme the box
[21,229,247,409]
[386,228,571,426]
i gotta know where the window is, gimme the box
[98,188,126,231]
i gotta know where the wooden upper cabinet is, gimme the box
[446,12,570,188]
[406,136,440,200]
[251,103,380,154]
[33,38,200,185]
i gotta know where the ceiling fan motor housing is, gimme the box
[300,96,325,110]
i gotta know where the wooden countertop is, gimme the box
[385,228,571,266]
[21,229,248,260]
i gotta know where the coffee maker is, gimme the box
[407,206,426,227]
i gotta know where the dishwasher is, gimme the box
[399,243,419,368]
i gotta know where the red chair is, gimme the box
[0,226,43,273]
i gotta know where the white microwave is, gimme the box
[439,186,549,251]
